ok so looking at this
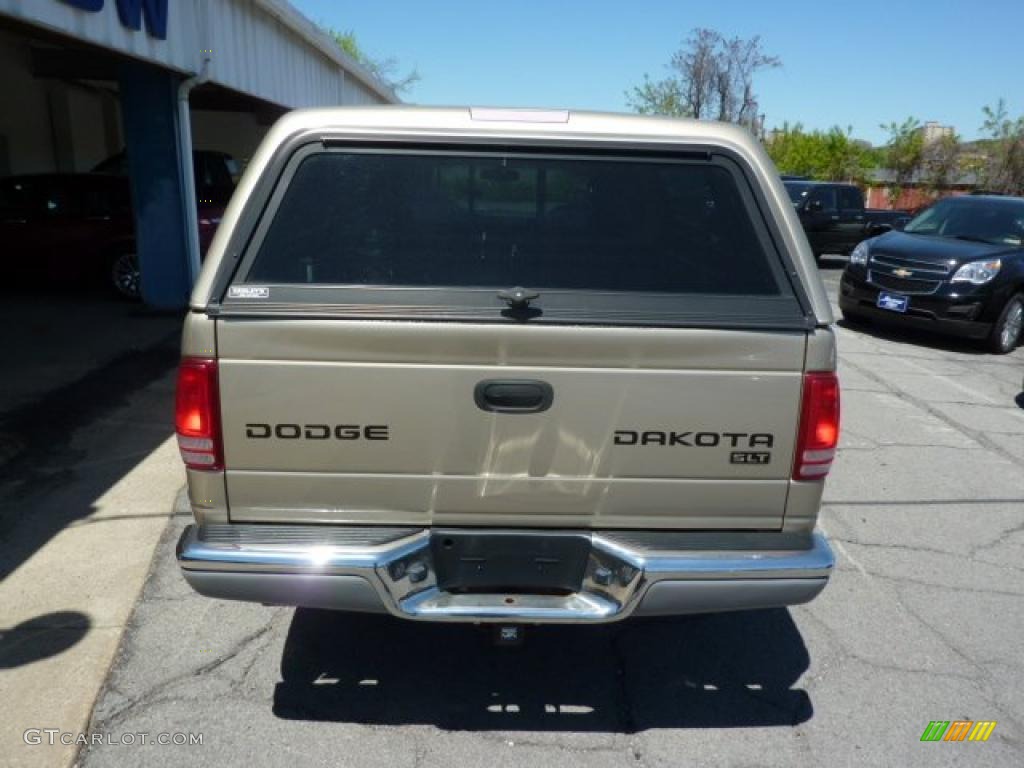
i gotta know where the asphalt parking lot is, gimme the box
[71,258,1024,767]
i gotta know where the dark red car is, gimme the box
[1,151,233,298]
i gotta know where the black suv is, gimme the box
[839,195,1024,353]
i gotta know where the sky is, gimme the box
[294,0,1024,146]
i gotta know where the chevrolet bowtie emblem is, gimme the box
[893,268,913,278]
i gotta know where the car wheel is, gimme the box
[110,252,141,300]
[987,293,1024,354]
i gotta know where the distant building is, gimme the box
[864,168,977,212]
[918,121,955,145]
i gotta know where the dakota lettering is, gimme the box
[695,432,720,447]
[668,432,692,446]
[614,430,638,445]
[614,429,775,449]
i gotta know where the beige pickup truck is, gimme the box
[174,106,839,625]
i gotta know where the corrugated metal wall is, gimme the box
[0,0,195,72]
[0,0,394,108]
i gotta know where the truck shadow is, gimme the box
[272,607,812,732]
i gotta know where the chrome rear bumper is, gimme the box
[177,525,833,624]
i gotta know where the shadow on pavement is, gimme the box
[835,317,992,356]
[0,284,181,416]
[816,255,848,271]
[0,611,91,668]
[273,608,812,732]
[0,330,179,583]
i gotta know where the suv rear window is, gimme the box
[233,147,804,328]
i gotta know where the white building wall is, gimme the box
[0,0,395,110]
[203,0,348,108]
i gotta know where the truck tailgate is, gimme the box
[217,320,804,529]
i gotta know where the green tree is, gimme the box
[880,117,924,205]
[766,123,875,182]
[820,126,874,182]
[627,28,779,131]
[322,26,419,94]
[628,75,687,117]
[766,123,825,177]
[978,99,1024,194]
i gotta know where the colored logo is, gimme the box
[920,721,997,742]
[62,0,168,40]
[892,267,913,278]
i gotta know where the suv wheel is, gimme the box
[988,293,1023,354]
[111,252,141,300]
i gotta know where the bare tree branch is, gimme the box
[628,28,779,132]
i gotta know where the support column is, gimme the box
[118,60,191,309]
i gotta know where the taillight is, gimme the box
[793,371,840,481]
[175,358,223,470]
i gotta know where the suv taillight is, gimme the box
[175,358,223,471]
[793,371,840,481]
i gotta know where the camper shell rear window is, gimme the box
[226,145,807,328]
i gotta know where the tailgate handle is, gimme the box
[474,380,553,414]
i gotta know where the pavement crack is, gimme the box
[863,569,1024,599]
[842,356,1024,469]
[94,615,281,730]
[827,535,1024,577]
[191,614,280,678]
[970,519,1024,556]
[799,607,978,685]
[888,585,996,680]
[837,441,959,452]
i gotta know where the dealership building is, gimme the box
[0,0,396,307]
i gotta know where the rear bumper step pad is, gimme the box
[176,525,833,623]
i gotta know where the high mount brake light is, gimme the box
[793,372,840,481]
[175,358,223,471]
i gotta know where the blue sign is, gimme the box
[61,0,168,40]
[63,0,103,10]
[876,292,909,313]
